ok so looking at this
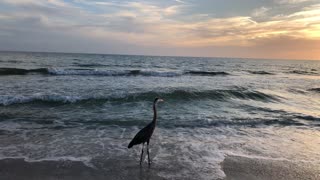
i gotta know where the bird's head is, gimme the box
[154,97,164,104]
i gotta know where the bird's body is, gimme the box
[128,98,163,165]
[128,121,155,148]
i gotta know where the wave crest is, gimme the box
[187,71,230,76]
[0,67,234,77]
[0,68,48,75]
[308,88,320,93]
[247,71,274,75]
[288,70,318,75]
[0,89,280,106]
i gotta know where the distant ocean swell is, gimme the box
[0,89,281,106]
[1,67,318,77]
[246,71,274,75]
[0,67,230,77]
[308,88,320,93]
[288,70,318,75]
[0,68,48,75]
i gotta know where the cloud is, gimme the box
[276,0,314,4]
[124,2,180,20]
[2,0,40,5]
[252,7,270,17]
[0,0,319,59]
[2,0,69,6]
[174,0,186,4]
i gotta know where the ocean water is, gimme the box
[0,51,319,179]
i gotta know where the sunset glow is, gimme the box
[0,0,319,60]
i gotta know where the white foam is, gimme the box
[145,128,227,180]
[0,94,84,106]
[139,70,183,77]
[48,68,125,76]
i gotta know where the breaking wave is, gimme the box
[247,71,274,75]
[187,71,230,76]
[0,89,281,106]
[0,68,48,75]
[0,67,232,77]
[288,70,318,75]
[308,88,320,93]
[49,68,184,77]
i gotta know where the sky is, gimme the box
[0,0,319,60]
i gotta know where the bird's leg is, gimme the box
[147,141,151,166]
[140,143,144,165]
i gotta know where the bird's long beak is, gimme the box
[158,99,164,102]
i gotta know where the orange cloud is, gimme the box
[1,0,319,60]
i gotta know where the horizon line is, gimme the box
[0,50,319,61]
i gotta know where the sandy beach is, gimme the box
[223,155,320,180]
[0,158,164,180]
[1,155,319,180]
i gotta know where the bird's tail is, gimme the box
[128,141,134,148]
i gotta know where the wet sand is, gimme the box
[222,155,320,180]
[0,158,164,180]
[0,156,319,180]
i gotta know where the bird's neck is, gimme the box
[152,102,157,123]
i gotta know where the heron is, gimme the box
[128,97,164,165]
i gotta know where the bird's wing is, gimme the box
[128,123,153,148]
